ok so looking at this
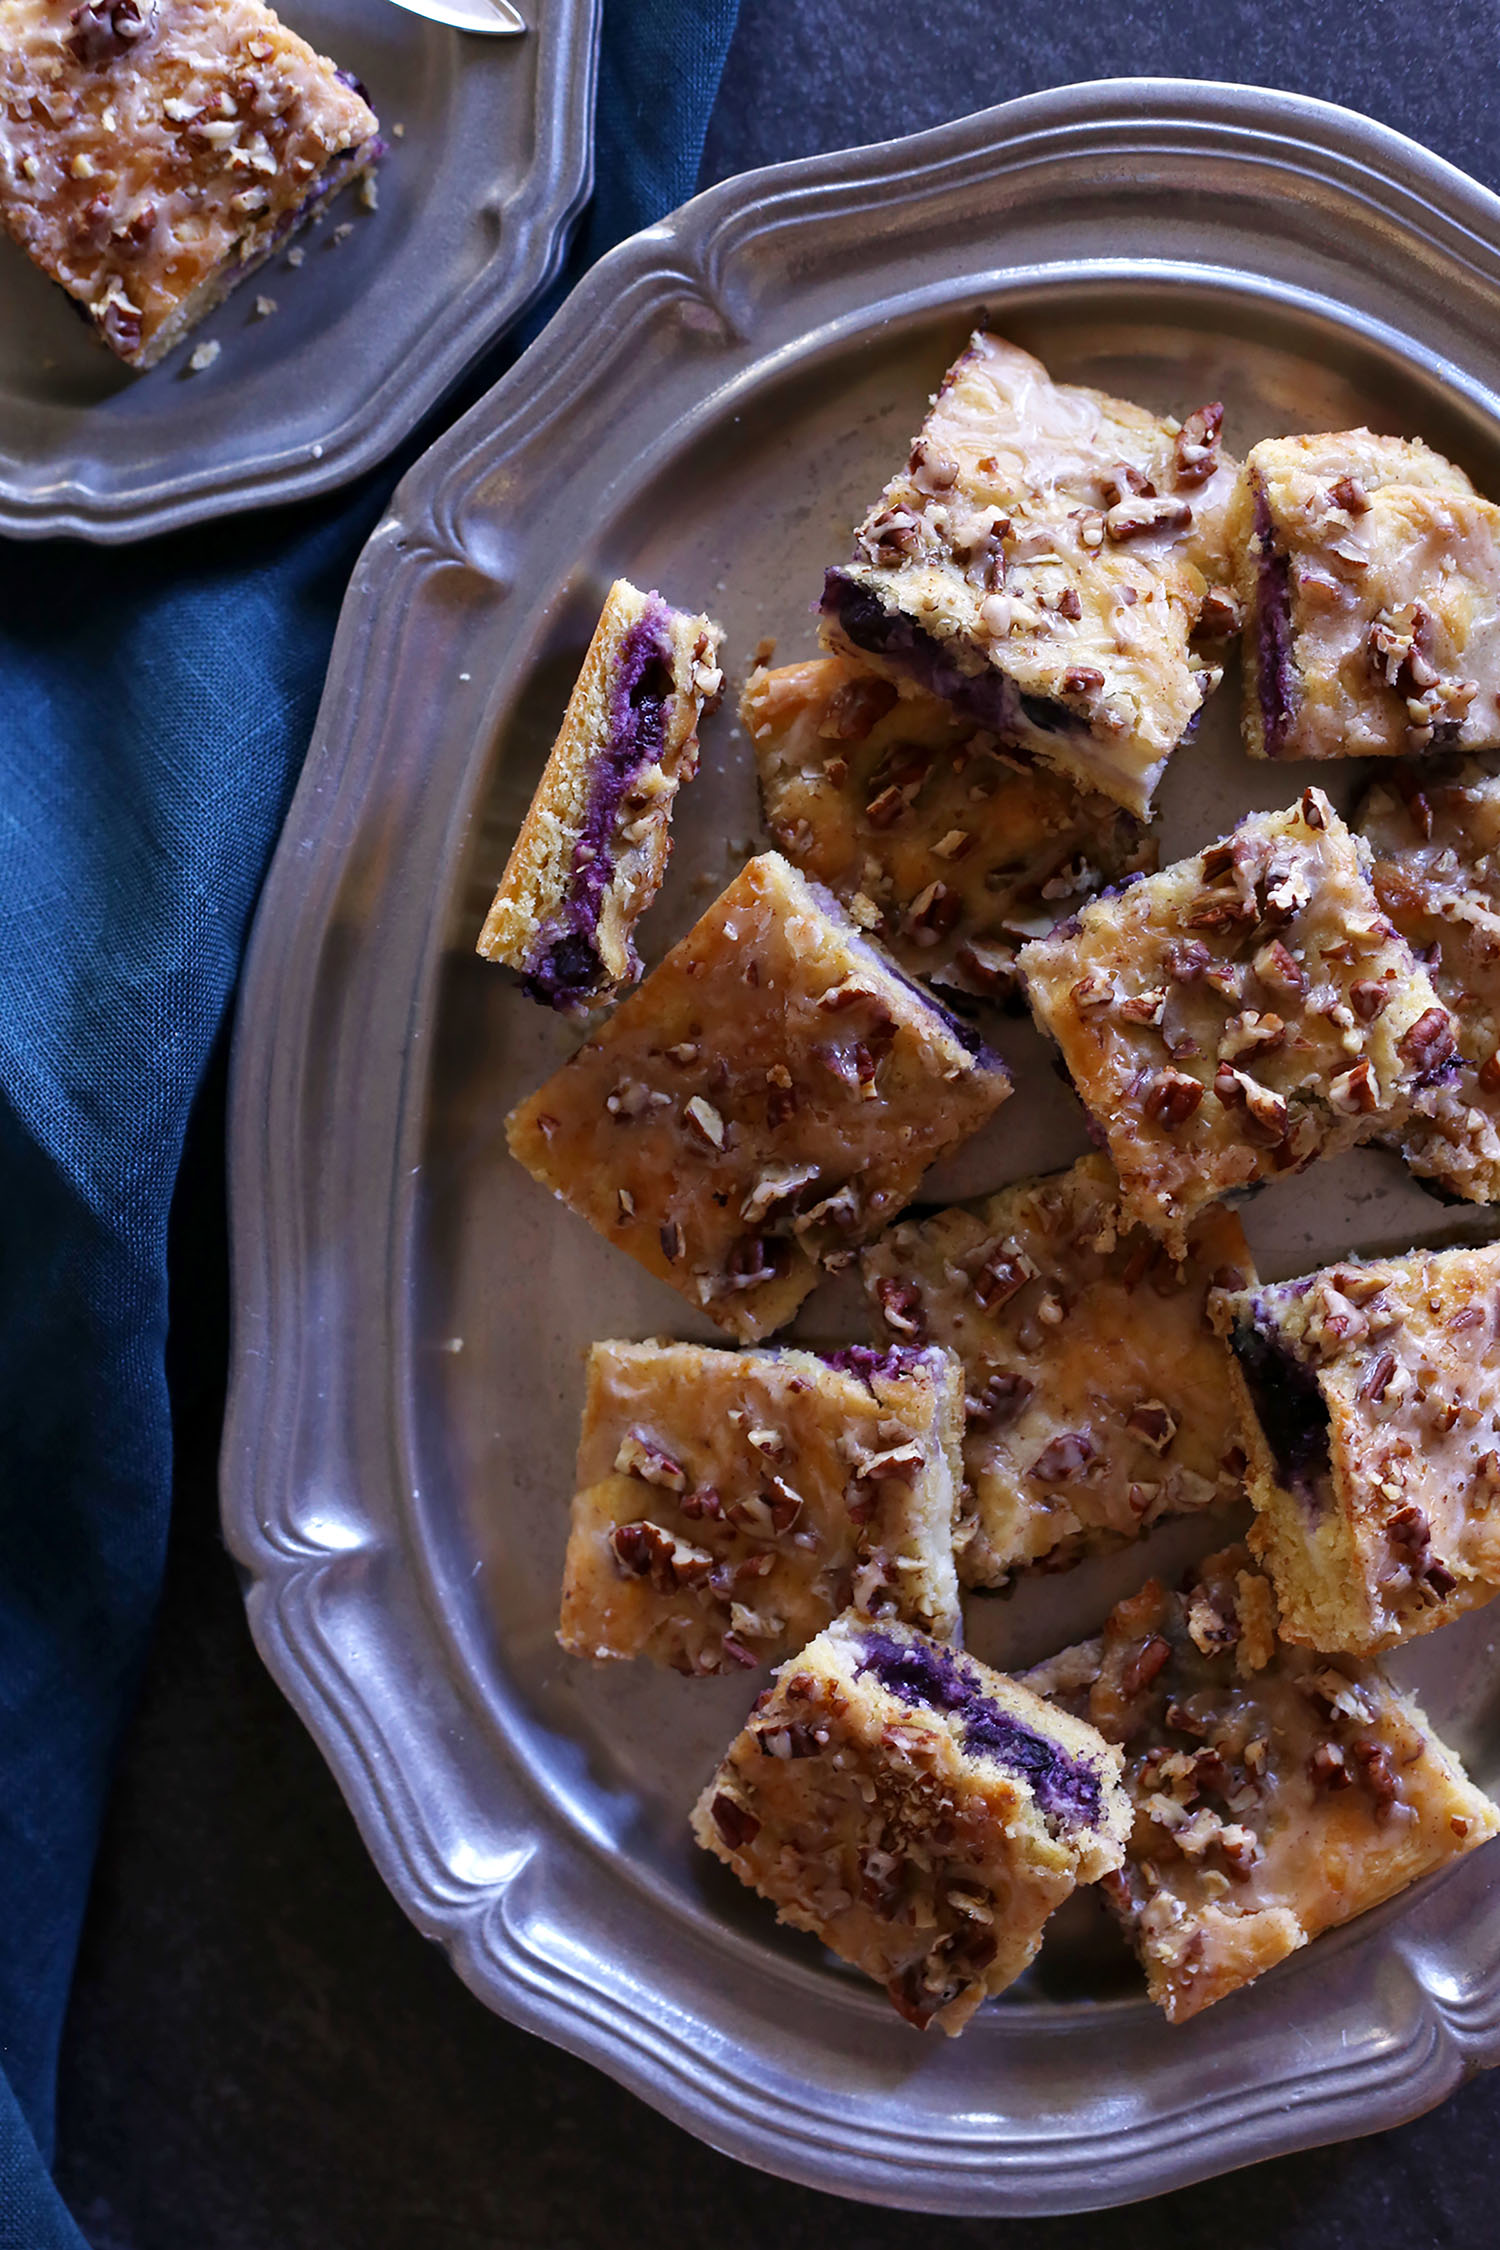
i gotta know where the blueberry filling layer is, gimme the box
[821,571,1101,756]
[841,918,1000,1067]
[1252,482,1296,756]
[854,1631,1104,1828]
[1230,1311,1331,1501]
[523,603,676,1004]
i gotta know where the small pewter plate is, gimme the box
[224,82,1500,2213]
[0,0,597,542]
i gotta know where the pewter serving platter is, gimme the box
[223,82,1500,2213]
[0,0,597,541]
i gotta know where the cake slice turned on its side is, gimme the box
[0,0,379,368]
[693,1609,1130,2034]
[1026,1545,1499,2023]
[479,580,724,1014]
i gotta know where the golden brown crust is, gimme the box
[691,1610,1129,2034]
[557,1341,964,1672]
[1357,761,1500,1201]
[477,580,724,1013]
[1232,429,1500,761]
[0,0,378,366]
[1026,1545,1500,2022]
[861,1154,1254,1585]
[819,331,1239,817]
[744,652,1152,1000]
[506,852,1012,1343]
[1018,789,1455,1252]
[1214,1245,1500,1653]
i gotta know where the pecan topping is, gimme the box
[1300,788,1329,832]
[1122,1634,1173,1695]
[1397,1007,1455,1076]
[1330,475,1369,515]
[1031,1431,1097,1482]
[973,1245,1037,1312]
[1213,1064,1288,1143]
[1173,402,1223,487]
[710,1792,760,1849]
[818,675,899,741]
[1349,1738,1400,1813]
[1358,1351,1397,1403]
[1328,1059,1377,1115]
[614,1433,687,1490]
[1218,1011,1285,1063]
[1196,586,1240,637]
[1252,939,1305,998]
[1308,1742,1351,1791]
[67,0,153,63]
[609,1519,713,1592]
[684,1095,727,1150]
[1127,1400,1178,1453]
[659,1219,684,1263]
[1062,665,1106,695]
[1104,496,1193,542]
[904,881,961,946]
[1349,979,1390,1024]
[1144,1070,1204,1128]
[966,1371,1033,1429]
[875,1276,926,1340]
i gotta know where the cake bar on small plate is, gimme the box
[743,653,1152,1000]
[479,581,724,1014]
[558,1340,963,1675]
[507,852,1012,1343]
[1214,1246,1500,1654]
[692,1609,1129,2033]
[818,331,1239,818]
[1358,762,1500,1203]
[1026,1545,1499,2022]
[0,0,378,368]
[862,1154,1254,1586]
[1018,788,1457,1253]
[1229,430,1500,760]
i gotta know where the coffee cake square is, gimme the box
[1358,762,1500,1203]
[818,331,1239,818]
[507,852,1012,1343]
[1229,430,1500,760]
[744,653,1151,1001]
[692,1609,1129,2033]
[478,580,724,1014]
[1018,789,1457,1252]
[0,0,378,367]
[1214,1246,1500,1654]
[861,1155,1254,1586]
[558,1341,963,1675]
[1027,1546,1499,2022]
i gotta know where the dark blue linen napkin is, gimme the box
[0,5,740,2242]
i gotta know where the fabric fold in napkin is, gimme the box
[0,2,741,2240]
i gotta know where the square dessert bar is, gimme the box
[1230,429,1500,760]
[818,331,1240,817]
[692,1609,1129,2033]
[861,1154,1254,1586]
[1214,1246,1500,1654]
[558,1340,963,1676]
[1026,1546,1499,2023]
[1358,763,1500,1203]
[1019,788,1457,1253]
[478,581,724,1014]
[744,652,1152,1001]
[0,0,378,368]
[507,852,1012,1344]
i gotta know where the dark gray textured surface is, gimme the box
[53,4,1500,2242]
